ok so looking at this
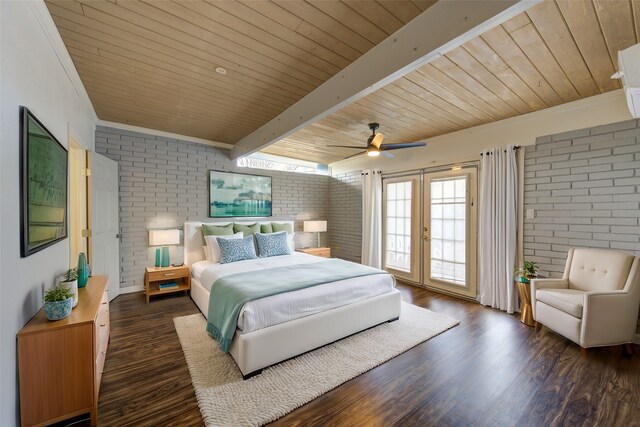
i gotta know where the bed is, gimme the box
[184,221,402,378]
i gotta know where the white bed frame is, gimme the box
[184,221,402,378]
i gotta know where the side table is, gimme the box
[516,278,535,326]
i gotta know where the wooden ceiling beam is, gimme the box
[230,0,542,160]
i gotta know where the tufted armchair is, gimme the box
[531,248,640,348]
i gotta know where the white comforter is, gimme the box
[193,253,395,333]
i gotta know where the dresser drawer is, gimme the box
[95,291,109,357]
[148,268,188,282]
[95,344,107,394]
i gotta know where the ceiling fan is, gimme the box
[328,123,427,159]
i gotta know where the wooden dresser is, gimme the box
[17,275,110,427]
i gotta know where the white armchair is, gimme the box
[531,248,640,348]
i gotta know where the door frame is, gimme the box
[422,167,478,299]
[382,175,421,283]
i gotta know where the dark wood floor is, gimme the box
[65,284,639,427]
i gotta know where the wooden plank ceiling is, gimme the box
[45,0,433,143]
[264,0,638,163]
[47,0,638,164]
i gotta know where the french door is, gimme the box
[383,167,477,299]
[383,176,420,282]
[423,170,477,298]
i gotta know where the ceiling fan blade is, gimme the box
[381,151,395,159]
[371,133,384,148]
[380,141,427,150]
[327,145,367,149]
[344,151,367,160]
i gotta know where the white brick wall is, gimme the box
[95,126,329,290]
[329,171,362,263]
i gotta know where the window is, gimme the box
[385,181,413,272]
[237,152,328,175]
[429,176,467,285]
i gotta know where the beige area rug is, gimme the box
[174,302,459,427]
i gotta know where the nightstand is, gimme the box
[297,247,331,258]
[144,265,190,303]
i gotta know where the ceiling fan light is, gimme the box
[367,147,380,157]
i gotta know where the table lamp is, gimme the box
[149,229,180,267]
[303,220,327,248]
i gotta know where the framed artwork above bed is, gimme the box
[208,170,272,218]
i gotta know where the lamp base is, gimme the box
[155,248,161,267]
[161,246,170,267]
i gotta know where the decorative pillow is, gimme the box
[233,222,260,237]
[217,235,257,264]
[271,222,293,233]
[255,231,292,258]
[260,223,273,234]
[287,232,296,253]
[205,232,243,262]
[201,223,234,242]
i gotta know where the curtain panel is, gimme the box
[479,146,519,313]
[361,170,382,268]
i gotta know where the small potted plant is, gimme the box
[514,260,538,283]
[60,268,78,307]
[44,284,74,321]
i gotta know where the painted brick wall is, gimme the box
[523,118,640,278]
[95,126,329,290]
[329,171,362,263]
[524,118,640,336]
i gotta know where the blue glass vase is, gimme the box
[77,252,89,288]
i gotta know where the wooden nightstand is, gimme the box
[144,265,191,303]
[297,247,331,258]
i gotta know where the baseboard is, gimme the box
[119,285,145,294]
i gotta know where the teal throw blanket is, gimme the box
[206,259,388,352]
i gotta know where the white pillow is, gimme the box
[205,232,244,263]
[287,232,295,253]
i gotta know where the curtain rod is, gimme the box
[381,160,479,179]
[480,145,521,156]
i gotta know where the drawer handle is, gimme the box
[102,302,107,305]
[100,324,106,327]
[164,273,176,276]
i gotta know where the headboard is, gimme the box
[183,220,295,266]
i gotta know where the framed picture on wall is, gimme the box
[20,107,68,257]
[208,170,272,218]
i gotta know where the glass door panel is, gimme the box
[423,170,477,298]
[383,176,419,282]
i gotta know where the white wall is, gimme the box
[0,1,96,425]
[330,90,632,175]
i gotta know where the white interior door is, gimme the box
[92,153,120,301]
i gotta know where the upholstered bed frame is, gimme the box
[183,221,402,378]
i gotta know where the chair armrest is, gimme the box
[581,290,640,346]
[530,279,568,320]
[530,278,569,290]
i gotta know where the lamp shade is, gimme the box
[149,229,180,246]
[303,220,327,233]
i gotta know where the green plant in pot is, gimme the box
[44,283,74,321]
[514,260,538,283]
[59,268,79,308]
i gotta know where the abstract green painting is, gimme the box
[209,170,272,218]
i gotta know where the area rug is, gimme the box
[174,302,459,426]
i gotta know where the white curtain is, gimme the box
[361,170,382,268]
[479,146,519,313]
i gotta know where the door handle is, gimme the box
[116,233,120,239]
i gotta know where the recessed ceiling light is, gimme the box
[215,67,227,75]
